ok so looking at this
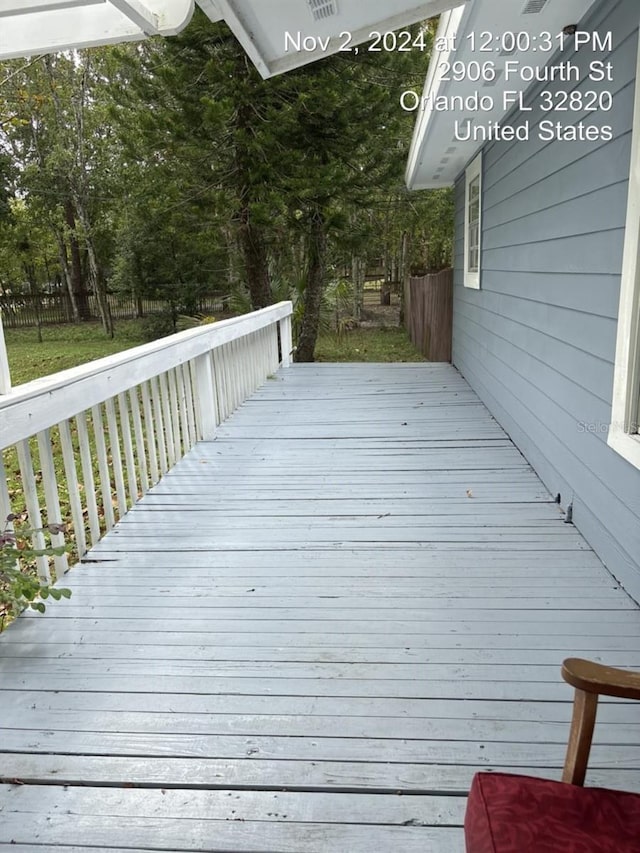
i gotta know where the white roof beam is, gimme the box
[110,0,159,34]
[0,0,192,58]
[195,0,222,22]
[0,0,101,17]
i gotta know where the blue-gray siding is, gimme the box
[452,0,640,600]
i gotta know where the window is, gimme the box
[609,38,640,469]
[464,153,482,289]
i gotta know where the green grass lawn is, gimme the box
[4,320,423,386]
[315,327,424,363]
[4,321,147,386]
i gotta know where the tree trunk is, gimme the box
[399,230,410,327]
[55,231,80,322]
[225,226,242,292]
[234,76,272,310]
[74,195,114,337]
[95,264,114,338]
[23,262,42,343]
[64,199,90,320]
[295,209,327,363]
[238,208,271,309]
[352,255,365,323]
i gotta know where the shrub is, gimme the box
[0,514,71,630]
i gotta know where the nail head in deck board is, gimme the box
[0,363,638,853]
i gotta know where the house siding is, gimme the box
[452,0,640,600]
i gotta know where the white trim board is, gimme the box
[463,152,482,290]
[609,30,640,470]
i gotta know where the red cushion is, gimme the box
[465,772,640,852]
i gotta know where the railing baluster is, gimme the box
[117,392,138,506]
[242,335,251,400]
[221,342,231,414]
[129,387,150,496]
[194,352,217,441]
[150,376,168,476]
[141,381,160,484]
[231,339,241,411]
[259,328,266,384]
[258,329,264,385]
[105,397,127,519]
[36,428,69,578]
[250,331,259,391]
[213,347,228,423]
[15,439,49,583]
[168,368,182,462]
[183,362,197,447]
[238,338,247,404]
[217,344,231,421]
[0,453,11,527]
[175,366,189,451]
[266,325,275,378]
[58,420,87,559]
[271,324,279,373]
[250,331,258,390]
[159,373,176,468]
[91,404,115,532]
[271,324,280,373]
[280,314,293,367]
[76,411,101,545]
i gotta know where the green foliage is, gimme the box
[0,153,13,221]
[138,311,203,342]
[0,15,453,358]
[139,311,179,341]
[326,279,355,336]
[0,514,71,629]
[315,327,424,363]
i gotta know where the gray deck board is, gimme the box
[0,362,639,852]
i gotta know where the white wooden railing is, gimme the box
[0,302,293,583]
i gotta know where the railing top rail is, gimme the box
[0,301,292,450]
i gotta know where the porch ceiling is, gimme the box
[196,0,468,79]
[405,0,600,190]
[0,0,465,71]
[0,0,194,59]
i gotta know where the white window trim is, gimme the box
[609,36,640,470]
[464,152,482,290]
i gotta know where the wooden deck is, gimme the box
[1,362,639,852]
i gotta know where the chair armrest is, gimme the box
[561,658,640,785]
[562,658,640,701]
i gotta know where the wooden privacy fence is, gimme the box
[0,302,293,582]
[404,269,453,362]
[0,292,228,328]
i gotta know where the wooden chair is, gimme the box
[464,658,640,852]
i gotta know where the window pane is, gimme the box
[467,175,480,274]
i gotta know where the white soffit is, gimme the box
[406,0,601,189]
[197,0,470,79]
[0,0,194,58]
